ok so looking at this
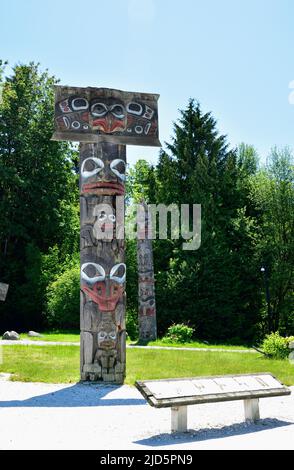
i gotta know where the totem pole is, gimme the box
[137,201,157,342]
[0,283,9,302]
[52,86,160,383]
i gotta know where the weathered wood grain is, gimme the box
[52,86,161,147]
[80,142,126,383]
[137,201,157,341]
[135,373,291,408]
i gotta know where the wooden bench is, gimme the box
[136,373,291,432]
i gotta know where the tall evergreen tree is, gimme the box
[153,100,261,341]
[0,63,79,330]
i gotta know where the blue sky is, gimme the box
[1,0,294,165]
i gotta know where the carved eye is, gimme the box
[126,102,143,116]
[109,332,116,340]
[98,331,106,340]
[71,97,89,111]
[109,263,126,284]
[110,104,125,119]
[71,121,81,129]
[81,263,105,284]
[108,214,116,222]
[98,211,107,222]
[81,157,104,178]
[91,102,108,117]
[110,159,126,181]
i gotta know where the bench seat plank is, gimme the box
[136,373,290,408]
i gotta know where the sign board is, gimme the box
[136,373,291,408]
[0,283,9,301]
[52,86,161,147]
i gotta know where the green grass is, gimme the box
[140,340,251,350]
[19,331,80,342]
[1,345,293,386]
[16,331,250,351]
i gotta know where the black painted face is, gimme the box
[80,155,126,195]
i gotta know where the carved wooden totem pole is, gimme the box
[0,283,9,302]
[137,201,157,342]
[53,86,160,383]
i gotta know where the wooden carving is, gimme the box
[137,201,157,341]
[80,142,126,383]
[52,83,160,384]
[52,86,161,147]
[0,283,9,302]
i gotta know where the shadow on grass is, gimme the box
[0,383,146,408]
[134,418,293,447]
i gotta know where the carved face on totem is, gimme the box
[93,204,116,241]
[81,155,126,196]
[81,262,126,312]
[138,247,153,273]
[54,87,160,147]
[91,98,127,134]
[139,283,156,316]
[97,321,117,350]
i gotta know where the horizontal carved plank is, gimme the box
[52,86,161,147]
[136,373,291,408]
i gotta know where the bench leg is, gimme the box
[171,406,187,432]
[244,398,260,422]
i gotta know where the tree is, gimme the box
[0,63,79,330]
[249,147,294,334]
[151,101,261,341]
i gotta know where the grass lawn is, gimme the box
[1,345,293,386]
[141,340,251,350]
[19,331,80,342]
[17,331,251,351]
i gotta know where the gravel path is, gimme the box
[0,340,257,353]
[0,380,293,450]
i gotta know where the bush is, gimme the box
[126,309,138,341]
[46,264,80,329]
[163,323,194,343]
[261,332,293,359]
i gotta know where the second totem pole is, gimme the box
[53,86,160,383]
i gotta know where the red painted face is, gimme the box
[82,282,124,312]
[81,262,126,312]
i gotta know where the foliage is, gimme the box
[149,101,261,341]
[0,62,292,345]
[126,308,138,340]
[249,147,294,334]
[162,323,194,343]
[46,262,80,329]
[126,159,157,204]
[0,62,79,330]
[261,332,294,359]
